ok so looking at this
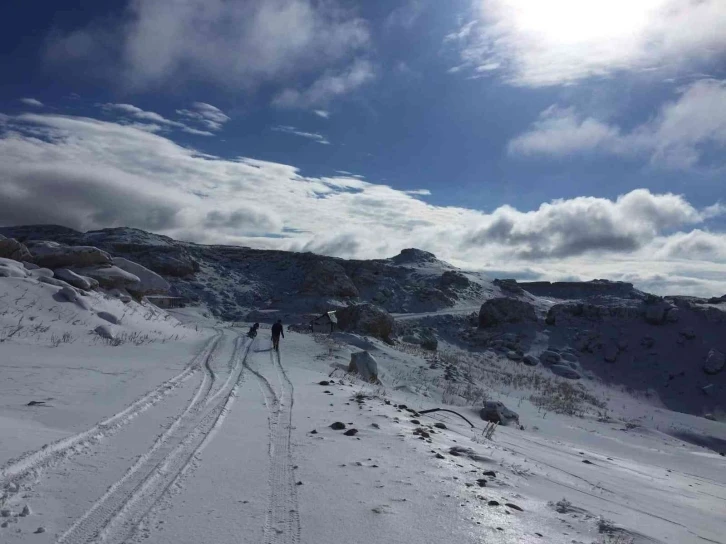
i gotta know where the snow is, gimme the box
[1,269,725,543]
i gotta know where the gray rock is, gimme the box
[560,352,579,363]
[58,286,93,311]
[506,351,523,361]
[349,351,380,383]
[27,241,111,269]
[336,303,395,342]
[73,265,141,290]
[550,364,581,379]
[540,350,561,365]
[0,238,31,261]
[703,349,725,375]
[94,324,116,340]
[479,297,536,328]
[113,257,170,295]
[522,354,539,366]
[54,268,93,290]
[96,311,120,325]
[480,401,519,426]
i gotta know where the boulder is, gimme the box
[113,257,170,295]
[57,286,93,311]
[348,351,380,383]
[73,265,141,290]
[550,364,581,379]
[419,330,438,351]
[522,354,539,366]
[561,352,579,363]
[0,238,31,262]
[478,298,537,328]
[539,350,561,365]
[54,269,93,290]
[27,241,111,269]
[0,258,29,278]
[96,311,120,325]
[480,401,519,426]
[336,303,395,341]
[703,349,725,375]
[506,351,523,361]
[603,343,619,363]
[94,324,116,340]
[108,288,132,303]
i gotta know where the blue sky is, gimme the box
[2,0,726,295]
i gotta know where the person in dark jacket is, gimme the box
[247,322,259,338]
[271,320,284,351]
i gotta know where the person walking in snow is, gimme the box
[247,322,259,339]
[271,319,284,352]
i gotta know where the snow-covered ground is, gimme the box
[2,295,725,544]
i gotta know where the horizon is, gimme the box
[2,0,726,296]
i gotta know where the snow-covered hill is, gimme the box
[0,224,725,543]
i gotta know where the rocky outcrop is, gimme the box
[704,349,725,375]
[480,401,519,426]
[113,257,170,295]
[348,351,380,383]
[519,279,641,299]
[440,271,470,289]
[390,248,439,266]
[301,260,358,298]
[73,266,141,291]
[0,238,31,262]
[336,303,395,342]
[54,269,95,291]
[479,298,536,328]
[26,241,112,269]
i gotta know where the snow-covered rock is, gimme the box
[478,297,536,328]
[74,265,141,291]
[0,258,29,278]
[550,364,582,379]
[336,303,395,341]
[97,311,120,325]
[703,349,725,375]
[523,354,539,366]
[330,332,378,351]
[480,401,519,426]
[54,268,94,290]
[94,323,116,340]
[348,351,380,383]
[540,350,561,365]
[113,257,170,295]
[27,241,111,269]
[58,286,93,310]
[0,238,31,261]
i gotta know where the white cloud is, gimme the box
[46,0,370,91]
[19,98,44,107]
[509,79,726,168]
[384,0,425,30]
[1,112,726,295]
[314,110,330,119]
[272,125,330,145]
[176,102,230,131]
[273,59,375,108]
[448,0,726,87]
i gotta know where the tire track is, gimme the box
[245,347,300,544]
[0,332,223,488]
[56,334,251,544]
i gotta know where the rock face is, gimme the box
[113,257,170,295]
[704,349,725,375]
[0,238,31,261]
[480,401,519,426]
[26,241,111,269]
[519,279,640,299]
[478,298,537,328]
[301,260,359,298]
[390,248,439,266]
[348,351,380,383]
[336,303,395,341]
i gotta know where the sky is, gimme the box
[1,0,726,296]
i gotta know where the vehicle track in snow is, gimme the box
[56,334,251,544]
[245,346,300,544]
[0,332,223,489]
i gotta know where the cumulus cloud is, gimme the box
[447,0,726,87]
[19,98,44,107]
[509,79,726,168]
[272,59,375,108]
[1,111,726,295]
[272,125,330,145]
[46,0,370,92]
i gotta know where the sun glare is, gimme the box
[487,0,664,45]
